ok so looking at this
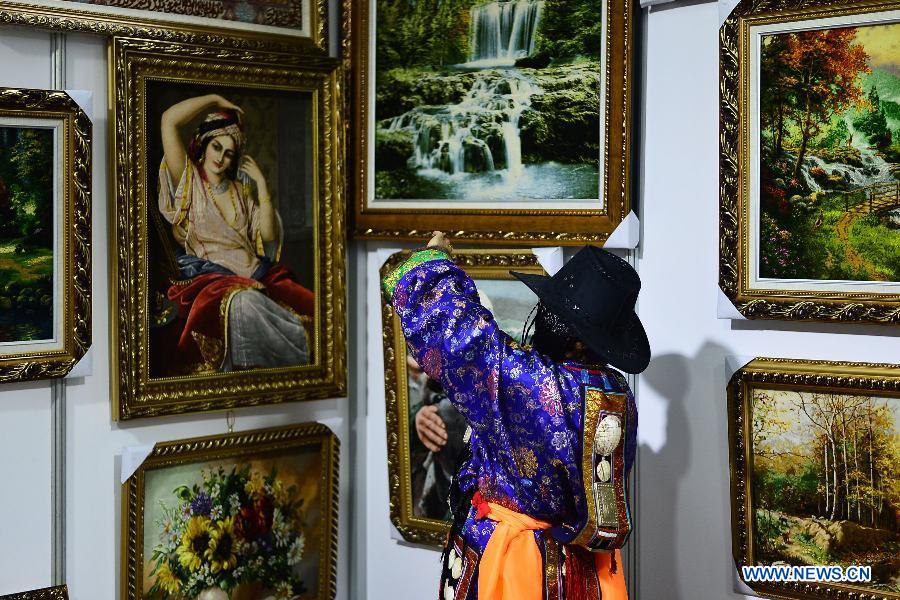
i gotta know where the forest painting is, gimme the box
[751,388,900,592]
[374,0,603,201]
[0,126,54,345]
[758,22,900,283]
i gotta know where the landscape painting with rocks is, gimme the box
[758,23,900,282]
[751,387,900,593]
[0,126,54,344]
[374,0,602,201]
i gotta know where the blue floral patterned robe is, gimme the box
[384,250,638,600]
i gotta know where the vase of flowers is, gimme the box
[197,587,228,600]
[148,465,308,600]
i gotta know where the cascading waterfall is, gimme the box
[802,153,895,192]
[469,0,544,66]
[384,73,539,176]
[378,0,548,185]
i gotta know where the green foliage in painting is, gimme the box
[0,128,54,244]
[0,126,55,342]
[751,390,900,590]
[854,86,892,148]
[376,0,479,71]
[534,0,602,60]
[758,25,900,284]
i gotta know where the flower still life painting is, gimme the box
[123,423,338,600]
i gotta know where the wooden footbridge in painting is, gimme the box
[843,181,900,214]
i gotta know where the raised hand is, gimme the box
[427,230,453,254]
[214,95,243,114]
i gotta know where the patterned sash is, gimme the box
[572,385,633,550]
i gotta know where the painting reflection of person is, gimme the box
[156,94,314,373]
[409,354,467,520]
[409,291,495,520]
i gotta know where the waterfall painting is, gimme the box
[374,0,601,202]
[720,1,900,324]
[729,359,900,599]
[350,0,636,244]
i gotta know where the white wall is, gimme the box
[637,2,900,599]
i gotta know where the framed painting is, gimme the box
[0,88,91,384]
[0,586,68,600]
[121,422,339,600]
[109,38,346,420]
[348,0,637,245]
[729,358,900,599]
[0,0,327,53]
[381,249,544,545]
[721,0,900,323]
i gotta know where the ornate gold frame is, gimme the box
[109,38,346,420]
[347,0,636,245]
[380,249,545,545]
[720,0,900,323]
[121,422,339,600]
[0,586,68,600]
[0,88,91,384]
[0,0,328,54]
[728,358,900,600]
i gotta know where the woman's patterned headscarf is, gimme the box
[187,110,244,160]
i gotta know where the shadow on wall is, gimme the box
[638,341,742,600]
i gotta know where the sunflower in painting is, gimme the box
[177,516,212,572]
[206,516,239,573]
[148,465,312,598]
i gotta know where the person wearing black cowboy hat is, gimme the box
[382,232,649,600]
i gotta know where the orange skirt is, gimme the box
[475,496,628,600]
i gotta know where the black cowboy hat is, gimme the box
[511,246,650,374]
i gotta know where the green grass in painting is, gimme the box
[848,214,900,280]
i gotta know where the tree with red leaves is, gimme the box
[781,28,870,179]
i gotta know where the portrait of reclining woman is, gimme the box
[148,88,316,377]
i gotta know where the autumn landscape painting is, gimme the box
[751,388,900,593]
[758,22,900,283]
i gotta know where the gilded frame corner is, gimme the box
[0,88,91,384]
[0,586,68,600]
[381,249,545,546]
[109,38,346,420]
[728,357,900,600]
[121,422,340,600]
[346,0,636,246]
[0,0,329,55]
[720,0,900,324]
